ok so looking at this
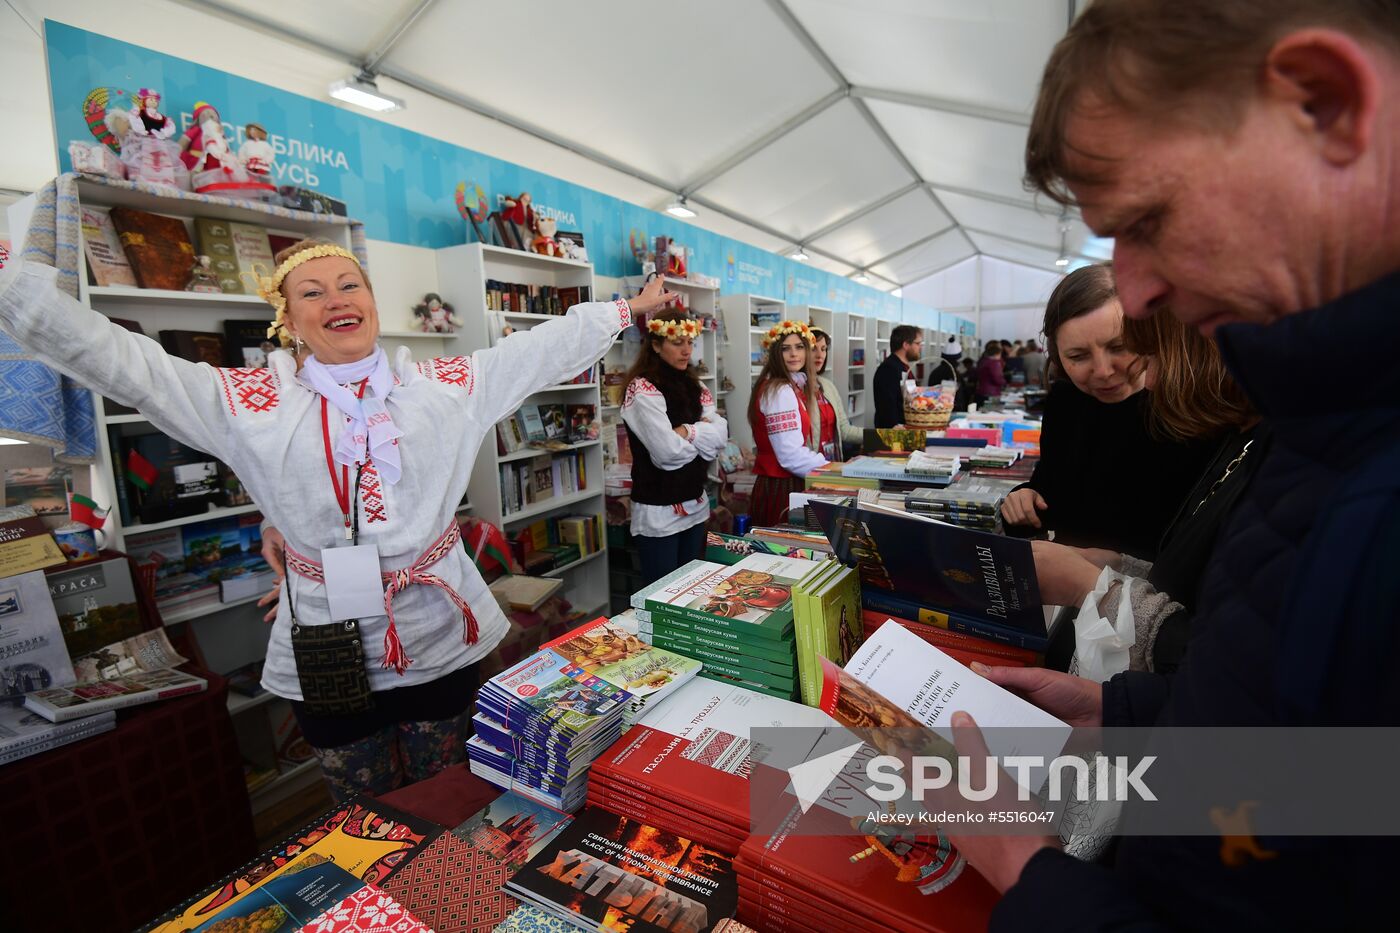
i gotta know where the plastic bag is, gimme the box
[1068,566,1136,682]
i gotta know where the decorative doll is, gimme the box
[530,214,564,258]
[238,122,275,181]
[412,293,463,333]
[500,192,533,250]
[186,256,223,293]
[127,88,176,139]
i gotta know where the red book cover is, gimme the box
[381,832,517,933]
[590,726,752,831]
[861,611,1040,666]
[736,871,888,933]
[588,772,749,843]
[584,788,745,856]
[736,802,998,933]
[737,902,823,933]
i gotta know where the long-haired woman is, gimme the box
[746,320,828,527]
[620,307,728,585]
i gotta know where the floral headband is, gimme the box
[646,317,703,340]
[761,319,815,350]
[243,243,364,347]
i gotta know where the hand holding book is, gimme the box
[968,661,1103,729]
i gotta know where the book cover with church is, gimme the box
[453,790,575,870]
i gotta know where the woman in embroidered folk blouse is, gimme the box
[0,238,677,800]
[620,308,728,585]
[746,321,830,528]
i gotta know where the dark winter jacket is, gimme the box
[993,272,1400,932]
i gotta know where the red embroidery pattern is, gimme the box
[700,386,714,407]
[622,378,660,408]
[416,356,475,393]
[765,411,800,433]
[216,367,279,416]
[359,462,388,524]
[615,298,633,330]
[302,883,429,932]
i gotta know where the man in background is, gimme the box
[873,324,922,427]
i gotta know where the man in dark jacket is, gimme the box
[943,2,1400,929]
[873,324,921,428]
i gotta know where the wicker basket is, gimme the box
[903,402,950,430]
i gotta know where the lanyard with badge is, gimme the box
[288,380,381,716]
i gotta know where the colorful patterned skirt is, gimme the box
[749,474,805,528]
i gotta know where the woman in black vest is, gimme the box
[621,307,729,585]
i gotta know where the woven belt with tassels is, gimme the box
[284,522,478,674]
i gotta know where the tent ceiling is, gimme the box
[193,0,1099,290]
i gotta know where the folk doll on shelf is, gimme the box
[119,88,181,186]
[238,122,276,182]
[413,293,463,333]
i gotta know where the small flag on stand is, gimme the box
[126,449,158,491]
[68,492,109,529]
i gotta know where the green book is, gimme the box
[792,559,843,706]
[641,555,819,642]
[643,611,797,664]
[649,631,796,679]
[696,668,799,701]
[801,564,864,706]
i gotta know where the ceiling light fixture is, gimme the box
[852,271,870,284]
[329,71,405,113]
[791,246,810,262]
[665,196,697,218]
[891,287,903,298]
[1055,227,1070,268]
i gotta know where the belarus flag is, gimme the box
[69,492,110,529]
[126,449,159,492]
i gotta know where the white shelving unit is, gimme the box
[615,276,723,423]
[7,176,362,816]
[435,242,610,619]
[846,313,868,425]
[789,304,849,428]
[719,293,786,447]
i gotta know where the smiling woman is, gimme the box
[0,226,679,801]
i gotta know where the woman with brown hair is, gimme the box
[620,307,728,585]
[1000,263,1213,560]
[747,320,828,527]
[1031,311,1270,675]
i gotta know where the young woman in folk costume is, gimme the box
[620,306,728,585]
[747,320,830,527]
[0,238,677,800]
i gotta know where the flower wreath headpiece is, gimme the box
[646,316,703,340]
[761,319,815,350]
[243,243,364,348]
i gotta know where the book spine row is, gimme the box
[484,280,592,315]
[498,451,588,516]
[641,598,793,642]
[860,589,1048,651]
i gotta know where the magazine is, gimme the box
[0,569,76,698]
[24,666,207,723]
[71,628,187,682]
[0,703,116,765]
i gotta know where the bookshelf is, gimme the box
[719,293,786,447]
[614,275,723,421]
[789,304,851,430]
[847,313,868,425]
[7,175,362,817]
[435,242,610,619]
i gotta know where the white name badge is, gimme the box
[321,543,384,621]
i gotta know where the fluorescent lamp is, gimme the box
[1055,256,1070,267]
[329,73,404,113]
[791,246,810,262]
[891,287,903,298]
[665,196,696,218]
[852,271,870,284]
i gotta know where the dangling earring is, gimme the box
[294,335,305,355]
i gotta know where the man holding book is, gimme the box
[944,2,1400,929]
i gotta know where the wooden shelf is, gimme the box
[87,286,266,306]
[499,439,601,464]
[503,488,602,526]
[543,549,607,578]
[124,503,262,535]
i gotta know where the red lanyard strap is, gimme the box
[321,380,369,538]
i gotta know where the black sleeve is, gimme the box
[992,849,1170,933]
[1102,670,1172,727]
[873,361,901,429]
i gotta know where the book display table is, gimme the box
[0,671,256,932]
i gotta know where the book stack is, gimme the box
[863,611,1041,668]
[968,444,1024,468]
[507,513,603,575]
[541,615,702,725]
[803,460,880,495]
[0,705,116,765]
[791,561,862,706]
[905,449,961,483]
[588,676,835,856]
[841,455,957,487]
[24,667,209,722]
[735,800,999,933]
[505,807,741,933]
[498,450,588,517]
[633,554,819,701]
[903,476,1020,532]
[468,645,633,811]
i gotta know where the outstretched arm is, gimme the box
[468,276,679,429]
[0,261,233,457]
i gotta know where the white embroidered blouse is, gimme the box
[0,260,631,699]
[620,377,728,538]
[758,373,827,477]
